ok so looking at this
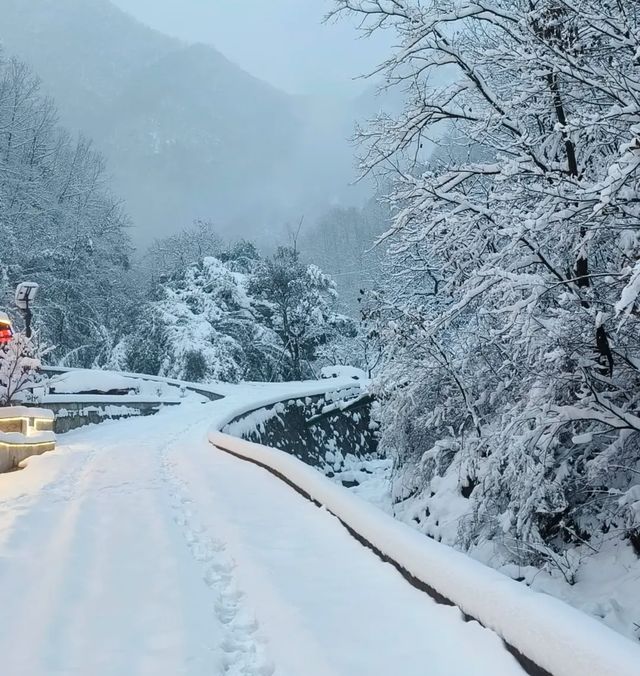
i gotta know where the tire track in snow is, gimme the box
[0,442,104,672]
[0,439,98,549]
[160,448,275,676]
[0,440,96,509]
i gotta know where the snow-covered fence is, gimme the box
[209,393,640,676]
[45,400,179,434]
[25,367,224,432]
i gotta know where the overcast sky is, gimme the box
[111,0,390,96]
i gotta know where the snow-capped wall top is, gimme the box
[0,406,54,420]
[320,365,367,381]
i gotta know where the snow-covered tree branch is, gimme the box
[332,0,640,573]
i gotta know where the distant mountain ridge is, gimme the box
[0,0,367,244]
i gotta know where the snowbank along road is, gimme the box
[0,396,531,676]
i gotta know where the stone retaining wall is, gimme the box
[43,401,178,434]
[223,391,378,470]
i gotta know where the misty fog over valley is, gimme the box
[1,2,640,675]
[0,0,388,245]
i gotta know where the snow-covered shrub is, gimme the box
[0,333,41,406]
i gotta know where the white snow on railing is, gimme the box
[207,378,367,434]
[40,366,229,398]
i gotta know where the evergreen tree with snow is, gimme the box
[0,332,41,406]
[251,246,356,380]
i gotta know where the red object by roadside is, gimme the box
[0,313,13,346]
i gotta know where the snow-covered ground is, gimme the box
[356,460,640,643]
[328,456,640,644]
[31,369,640,644]
[0,398,526,676]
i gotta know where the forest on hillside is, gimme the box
[0,52,384,381]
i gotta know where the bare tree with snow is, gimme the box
[331,0,640,579]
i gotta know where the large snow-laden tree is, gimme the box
[331,0,640,575]
[118,255,286,383]
[0,55,132,367]
[113,235,356,384]
[251,246,356,380]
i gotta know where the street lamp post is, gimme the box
[15,282,39,339]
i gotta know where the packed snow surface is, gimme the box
[1,378,637,676]
[0,392,525,676]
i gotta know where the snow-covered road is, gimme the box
[0,402,525,676]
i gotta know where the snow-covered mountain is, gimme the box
[0,0,368,244]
